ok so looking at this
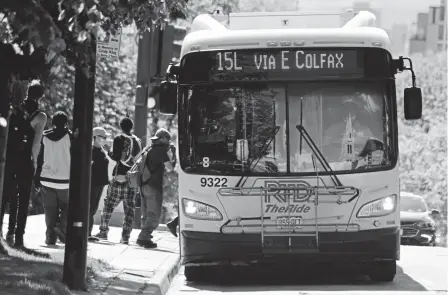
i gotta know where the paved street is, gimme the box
[167,246,448,295]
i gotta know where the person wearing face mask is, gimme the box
[136,128,176,249]
[88,127,111,242]
[0,82,47,247]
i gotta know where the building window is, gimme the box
[441,6,446,21]
[439,24,445,40]
[432,7,437,24]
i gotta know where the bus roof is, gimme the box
[180,28,391,58]
[180,11,392,59]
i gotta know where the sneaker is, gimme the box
[167,222,178,238]
[54,228,66,244]
[94,231,108,240]
[120,236,129,244]
[45,237,56,245]
[88,236,100,242]
[136,239,157,249]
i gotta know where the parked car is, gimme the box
[400,192,440,246]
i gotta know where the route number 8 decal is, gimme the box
[202,157,210,167]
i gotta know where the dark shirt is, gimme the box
[108,133,142,176]
[145,143,170,190]
[91,146,109,186]
[7,106,37,162]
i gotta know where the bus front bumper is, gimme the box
[181,227,400,266]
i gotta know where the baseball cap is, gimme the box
[150,128,172,141]
[93,127,110,138]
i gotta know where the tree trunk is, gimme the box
[0,44,15,253]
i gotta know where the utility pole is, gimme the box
[135,26,161,146]
[134,29,151,147]
[146,24,187,114]
[63,38,96,291]
[133,26,159,226]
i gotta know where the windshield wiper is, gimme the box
[295,125,343,187]
[235,126,281,188]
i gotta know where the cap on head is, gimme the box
[93,127,110,138]
[150,128,172,141]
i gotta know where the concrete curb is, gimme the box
[142,254,181,295]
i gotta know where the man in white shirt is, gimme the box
[35,111,73,245]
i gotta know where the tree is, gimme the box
[184,0,299,22]
[238,0,299,12]
[0,0,189,285]
[41,25,139,134]
[186,0,239,20]
[1,0,188,76]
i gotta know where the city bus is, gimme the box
[158,9,423,282]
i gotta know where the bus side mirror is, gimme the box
[404,87,422,120]
[159,80,177,115]
[431,209,440,216]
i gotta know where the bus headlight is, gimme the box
[356,195,397,218]
[182,198,223,221]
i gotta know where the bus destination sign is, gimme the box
[179,48,392,84]
[211,49,363,81]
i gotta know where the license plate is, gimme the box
[276,216,302,229]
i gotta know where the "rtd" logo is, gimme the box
[264,180,314,203]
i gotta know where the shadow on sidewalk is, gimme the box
[0,238,72,295]
[14,245,51,259]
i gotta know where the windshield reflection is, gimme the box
[179,81,395,175]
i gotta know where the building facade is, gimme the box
[409,0,447,54]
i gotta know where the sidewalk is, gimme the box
[2,214,180,295]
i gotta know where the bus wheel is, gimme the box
[184,266,207,282]
[368,260,396,282]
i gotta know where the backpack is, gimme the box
[119,134,142,167]
[127,146,152,189]
[7,107,40,157]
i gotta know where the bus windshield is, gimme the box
[178,81,396,176]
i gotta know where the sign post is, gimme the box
[96,28,123,59]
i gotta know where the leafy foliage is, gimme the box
[396,51,447,243]
[238,0,299,12]
[40,25,138,134]
[184,0,298,23]
[1,0,188,77]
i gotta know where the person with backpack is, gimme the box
[134,128,176,248]
[94,117,142,244]
[35,111,72,245]
[0,82,47,247]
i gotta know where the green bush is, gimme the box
[396,51,447,245]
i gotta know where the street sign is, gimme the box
[96,28,122,59]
